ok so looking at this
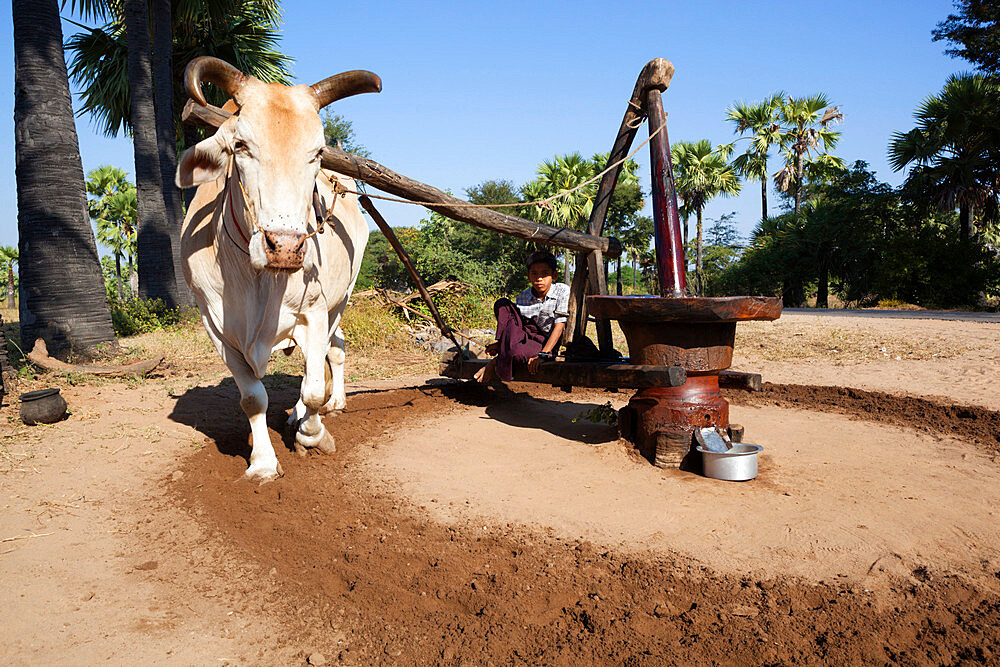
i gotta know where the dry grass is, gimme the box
[733,320,963,362]
[1,298,439,399]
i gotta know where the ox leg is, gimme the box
[320,326,348,414]
[294,316,336,455]
[203,324,282,482]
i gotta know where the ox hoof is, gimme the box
[294,427,336,454]
[245,460,283,484]
[315,430,336,454]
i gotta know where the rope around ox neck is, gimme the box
[235,168,333,242]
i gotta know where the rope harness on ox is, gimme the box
[222,156,339,256]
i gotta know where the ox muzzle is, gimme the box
[261,229,307,272]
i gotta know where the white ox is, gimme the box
[175,57,380,482]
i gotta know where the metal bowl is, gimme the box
[19,388,67,425]
[696,443,763,481]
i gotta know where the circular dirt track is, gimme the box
[167,380,1000,665]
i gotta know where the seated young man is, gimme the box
[475,250,570,383]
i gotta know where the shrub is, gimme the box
[413,288,498,330]
[108,295,198,337]
[340,298,411,355]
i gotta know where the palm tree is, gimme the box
[774,94,844,214]
[671,140,741,294]
[13,0,117,356]
[66,1,290,142]
[87,166,138,300]
[723,92,785,226]
[523,153,597,275]
[888,73,1000,245]
[0,247,18,310]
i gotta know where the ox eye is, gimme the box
[233,139,248,153]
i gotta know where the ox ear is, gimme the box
[176,129,232,188]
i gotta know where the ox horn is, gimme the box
[310,70,382,109]
[185,56,248,107]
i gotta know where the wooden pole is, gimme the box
[358,195,466,354]
[564,58,675,346]
[182,101,621,258]
[646,88,686,297]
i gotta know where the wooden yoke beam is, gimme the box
[564,58,675,350]
[182,101,621,258]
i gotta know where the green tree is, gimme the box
[0,247,18,310]
[933,1,1000,76]
[722,92,784,226]
[888,73,1000,245]
[671,140,741,294]
[699,213,743,294]
[773,94,845,214]
[14,0,117,357]
[87,166,138,300]
[322,110,370,157]
[620,215,653,294]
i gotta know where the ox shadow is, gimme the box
[438,382,620,445]
[168,374,303,461]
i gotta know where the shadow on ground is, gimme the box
[438,381,620,445]
[167,373,302,462]
[168,375,620,466]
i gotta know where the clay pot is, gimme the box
[19,388,67,425]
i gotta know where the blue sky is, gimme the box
[0,0,970,253]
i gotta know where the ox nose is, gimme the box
[262,230,307,271]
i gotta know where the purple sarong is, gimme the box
[493,298,547,382]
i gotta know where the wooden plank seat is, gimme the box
[441,352,763,393]
[440,354,686,389]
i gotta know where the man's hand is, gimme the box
[485,342,499,356]
[527,355,541,374]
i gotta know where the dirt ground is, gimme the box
[1,313,999,665]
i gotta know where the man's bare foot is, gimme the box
[474,359,498,383]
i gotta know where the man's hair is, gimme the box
[526,250,558,273]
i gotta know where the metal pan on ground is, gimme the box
[697,443,763,482]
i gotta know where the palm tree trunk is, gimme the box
[959,204,971,245]
[631,257,637,293]
[682,214,689,245]
[115,252,123,301]
[13,0,117,358]
[616,256,622,296]
[150,0,191,305]
[124,0,183,308]
[761,170,768,225]
[128,255,137,298]
[695,207,704,295]
[793,150,804,214]
[816,253,828,309]
[7,263,15,309]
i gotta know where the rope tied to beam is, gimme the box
[327,116,666,212]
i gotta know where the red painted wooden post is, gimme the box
[645,89,687,297]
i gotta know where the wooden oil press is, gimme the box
[182,58,781,469]
[586,59,782,467]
